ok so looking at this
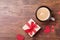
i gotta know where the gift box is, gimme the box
[22,19,41,37]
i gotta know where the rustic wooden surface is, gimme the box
[0,0,60,40]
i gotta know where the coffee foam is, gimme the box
[37,7,50,21]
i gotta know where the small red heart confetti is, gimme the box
[51,25,55,32]
[16,34,24,40]
[44,26,50,34]
[56,23,59,28]
[57,11,60,14]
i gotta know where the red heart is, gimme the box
[51,25,54,32]
[16,34,24,40]
[57,11,60,14]
[44,26,50,34]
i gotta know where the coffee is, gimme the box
[36,6,51,21]
[36,6,55,22]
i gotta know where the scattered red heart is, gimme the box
[16,34,24,40]
[44,25,50,34]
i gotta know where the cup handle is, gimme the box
[50,17,55,21]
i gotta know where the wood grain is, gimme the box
[0,0,60,40]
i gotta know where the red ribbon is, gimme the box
[25,22,37,35]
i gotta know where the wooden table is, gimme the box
[0,0,60,40]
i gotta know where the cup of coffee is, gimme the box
[36,6,55,22]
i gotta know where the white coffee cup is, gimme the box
[36,6,55,22]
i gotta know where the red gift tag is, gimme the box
[16,34,24,40]
[44,26,50,34]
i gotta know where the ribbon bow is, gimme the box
[25,22,37,35]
